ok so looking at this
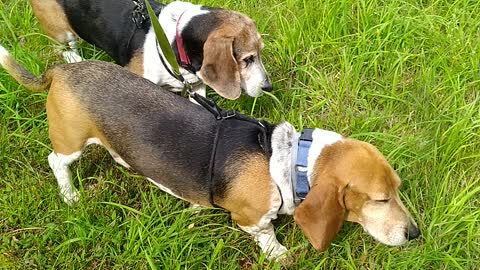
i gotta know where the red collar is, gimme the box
[175,11,192,67]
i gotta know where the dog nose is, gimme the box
[406,224,420,240]
[261,82,273,92]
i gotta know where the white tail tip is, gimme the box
[0,45,10,64]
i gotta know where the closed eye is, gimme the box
[243,55,255,66]
[375,199,390,203]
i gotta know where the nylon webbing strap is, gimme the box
[190,93,272,207]
[295,128,314,201]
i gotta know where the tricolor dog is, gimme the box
[0,46,420,261]
[29,0,272,99]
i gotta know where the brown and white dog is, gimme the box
[29,0,272,99]
[0,46,419,261]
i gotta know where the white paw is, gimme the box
[62,51,83,63]
[266,244,290,262]
[190,203,204,209]
[189,203,207,216]
[61,189,80,205]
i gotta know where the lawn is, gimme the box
[0,0,479,269]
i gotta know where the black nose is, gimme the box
[406,224,420,240]
[261,82,273,92]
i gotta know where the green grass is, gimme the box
[1,0,479,268]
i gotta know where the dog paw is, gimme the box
[189,203,209,216]
[61,189,80,205]
[267,244,292,264]
[62,51,83,63]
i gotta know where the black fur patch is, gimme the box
[60,0,164,65]
[173,8,222,72]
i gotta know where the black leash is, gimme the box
[190,93,272,207]
[156,39,184,81]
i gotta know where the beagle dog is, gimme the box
[0,46,420,261]
[29,0,272,99]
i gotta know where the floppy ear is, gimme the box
[198,34,241,100]
[294,181,345,252]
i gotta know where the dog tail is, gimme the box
[0,45,52,92]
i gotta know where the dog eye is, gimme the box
[243,55,255,66]
[375,199,390,203]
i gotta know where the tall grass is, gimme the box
[1,0,479,268]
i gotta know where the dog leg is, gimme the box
[220,154,290,261]
[229,183,290,261]
[48,151,82,205]
[238,222,289,261]
[62,32,83,63]
[45,87,100,205]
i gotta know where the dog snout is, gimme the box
[405,223,420,240]
[261,81,273,92]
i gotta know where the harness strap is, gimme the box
[191,93,234,119]
[191,93,272,207]
[207,119,223,207]
[131,0,147,28]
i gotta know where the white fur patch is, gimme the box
[240,60,269,97]
[85,138,130,168]
[146,177,185,200]
[239,223,288,260]
[62,33,83,63]
[306,129,343,185]
[62,50,82,63]
[0,44,10,66]
[48,151,82,205]
[142,2,206,90]
[269,122,296,215]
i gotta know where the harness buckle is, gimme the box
[222,110,236,119]
[132,0,147,28]
[181,80,192,97]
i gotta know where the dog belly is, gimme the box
[146,177,185,200]
[85,138,130,168]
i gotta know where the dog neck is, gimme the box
[175,11,192,70]
[270,123,343,215]
[143,2,207,86]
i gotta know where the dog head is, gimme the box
[195,10,271,99]
[294,137,420,251]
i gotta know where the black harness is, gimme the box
[131,0,148,28]
[190,93,272,207]
[128,1,166,55]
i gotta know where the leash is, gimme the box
[155,39,192,94]
[143,0,192,96]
